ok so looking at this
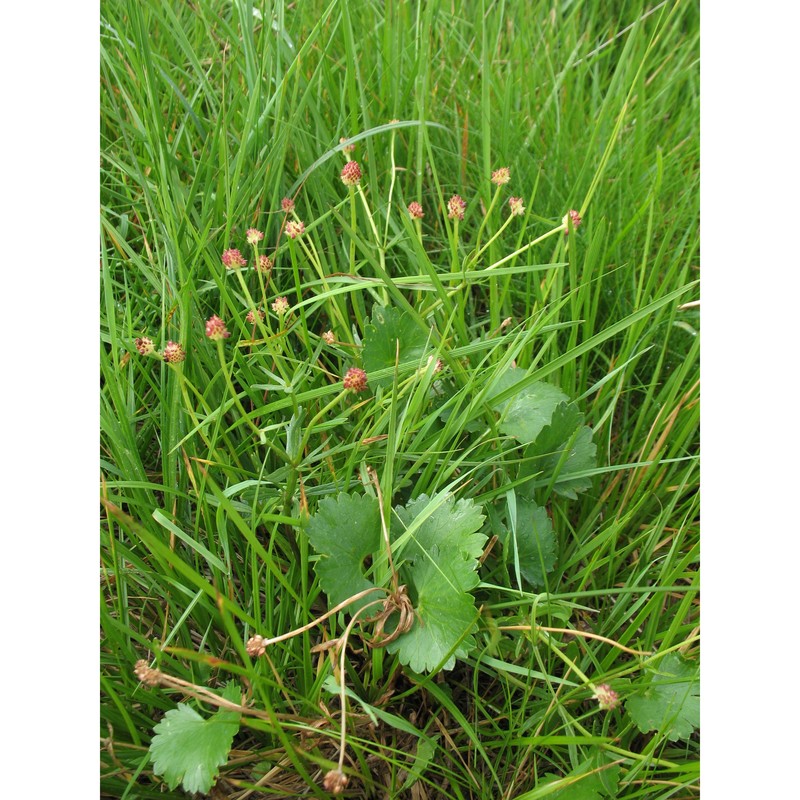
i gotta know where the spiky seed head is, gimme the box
[246,309,265,324]
[322,330,335,344]
[246,228,264,245]
[134,337,155,356]
[271,296,290,315]
[593,683,619,711]
[343,367,368,393]
[339,137,355,155]
[163,341,186,363]
[285,220,305,239]
[407,201,424,220]
[562,209,582,233]
[447,194,466,220]
[508,196,525,216]
[205,315,231,341]
[281,197,295,213]
[256,254,273,273]
[491,167,511,185]
[221,248,247,269]
[340,160,362,187]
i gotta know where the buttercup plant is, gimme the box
[102,10,700,791]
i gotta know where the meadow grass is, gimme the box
[100,1,699,796]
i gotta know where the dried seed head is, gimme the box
[134,337,155,356]
[222,248,247,269]
[246,228,264,245]
[163,341,186,364]
[256,254,273,273]
[339,137,355,155]
[343,367,368,393]
[491,167,511,185]
[322,330,335,344]
[593,683,619,711]
[281,197,295,213]
[447,194,466,220]
[340,160,362,187]
[134,659,162,687]
[271,296,290,315]
[205,315,231,341]
[246,309,265,324]
[508,196,525,216]
[407,201,424,220]
[562,209,582,233]
[285,220,305,239]
[323,769,349,794]
[246,635,266,658]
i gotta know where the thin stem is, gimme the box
[258,586,387,647]
[497,625,652,657]
[215,340,263,440]
[368,465,398,592]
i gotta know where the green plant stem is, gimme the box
[215,339,263,441]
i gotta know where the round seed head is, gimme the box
[491,167,511,185]
[205,315,231,341]
[343,367,368,393]
[163,341,186,364]
[221,248,247,269]
[447,194,466,220]
[407,201,424,220]
[340,160,362,187]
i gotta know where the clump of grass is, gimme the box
[101,1,699,797]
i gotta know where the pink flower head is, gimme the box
[322,330,335,344]
[593,684,619,711]
[281,197,295,213]
[205,315,231,341]
[246,228,264,245]
[163,341,186,364]
[339,136,355,155]
[343,367,368,393]
[285,220,305,239]
[508,196,525,217]
[562,209,582,233]
[447,194,466,220]
[134,337,155,356]
[246,309,265,324]
[221,248,247,269]
[407,201,424,220]
[256,254,273,273]
[340,160,362,187]
[491,167,511,186]
[271,296,290,315]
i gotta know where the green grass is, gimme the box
[100,0,699,797]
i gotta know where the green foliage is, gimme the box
[304,492,382,614]
[362,305,434,388]
[388,495,487,671]
[304,492,486,672]
[148,683,241,795]
[100,0,700,795]
[488,369,570,444]
[537,751,621,799]
[626,653,700,741]
[501,496,557,588]
[521,404,598,499]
